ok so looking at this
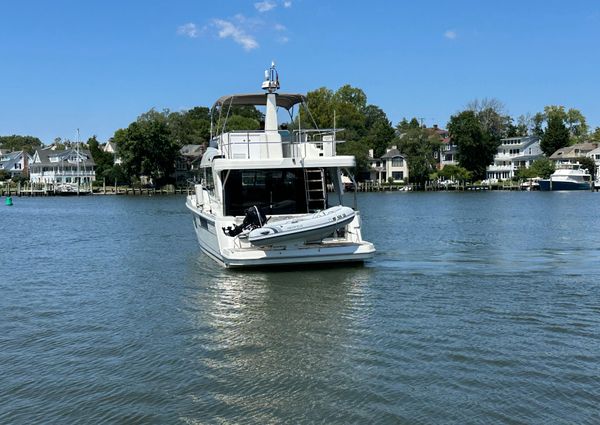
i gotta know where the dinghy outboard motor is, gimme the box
[223,206,268,237]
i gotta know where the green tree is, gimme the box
[516,158,555,179]
[532,112,545,138]
[337,139,369,173]
[116,109,179,185]
[103,164,128,185]
[540,114,570,156]
[168,106,211,147]
[363,105,395,157]
[577,157,596,181]
[448,110,498,180]
[438,164,472,182]
[219,114,261,132]
[396,117,422,134]
[590,127,600,142]
[466,98,511,139]
[214,105,263,133]
[565,108,588,142]
[300,87,335,129]
[396,127,441,188]
[88,136,114,178]
[0,135,43,154]
[533,106,589,145]
[334,85,367,111]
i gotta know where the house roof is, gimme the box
[103,142,117,153]
[499,135,540,147]
[381,148,405,159]
[587,146,600,156]
[550,142,599,160]
[180,144,204,157]
[32,148,96,167]
[0,151,30,171]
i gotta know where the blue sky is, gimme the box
[1,0,599,144]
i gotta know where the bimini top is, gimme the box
[213,93,306,110]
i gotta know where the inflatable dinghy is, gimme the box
[247,206,355,245]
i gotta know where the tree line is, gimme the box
[2,87,599,187]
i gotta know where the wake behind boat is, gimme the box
[185,63,375,268]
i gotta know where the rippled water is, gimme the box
[1,192,599,424]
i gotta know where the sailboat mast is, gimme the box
[77,129,80,193]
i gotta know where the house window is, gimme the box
[392,171,404,180]
[391,157,403,167]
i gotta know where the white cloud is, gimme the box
[255,1,276,12]
[283,0,292,7]
[278,36,289,44]
[177,23,199,38]
[274,23,286,31]
[444,30,457,40]
[213,18,259,50]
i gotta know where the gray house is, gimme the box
[0,150,32,179]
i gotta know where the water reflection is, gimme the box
[182,256,373,421]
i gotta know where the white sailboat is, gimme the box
[185,63,375,267]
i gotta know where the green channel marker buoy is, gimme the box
[5,196,13,206]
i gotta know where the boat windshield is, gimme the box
[223,169,308,216]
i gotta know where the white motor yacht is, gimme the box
[539,162,592,191]
[185,64,375,268]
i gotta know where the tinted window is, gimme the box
[223,169,308,216]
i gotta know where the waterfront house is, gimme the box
[367,146,409,183]
[29,147,96,185]
[0,150,32,179]
[586,146,600,177]
[431,126,458,169]
[103,141,122,164]
[486,136,543,181]
[174,144,205,185]
[549,142,599,164]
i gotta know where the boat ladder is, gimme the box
[304,168,326,212]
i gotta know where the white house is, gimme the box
[368,146,409,183]
[103,141,122,164]
[486,136,543,180]
[29,148,96,184]
[586,146,600,177]
[0,150,32,179]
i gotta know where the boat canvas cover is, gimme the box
[213,93,306,110]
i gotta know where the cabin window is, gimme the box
[223,168,308,216]
[203,167,214,191]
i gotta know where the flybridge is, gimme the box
[211,63,344,161]
[215,128,344,161]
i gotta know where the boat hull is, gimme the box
[538,180,590,191]
[186,198,375,268]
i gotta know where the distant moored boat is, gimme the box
[539,162,592,191]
